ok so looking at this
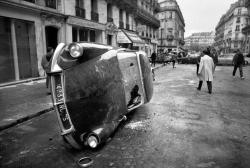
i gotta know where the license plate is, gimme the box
[54,74,64,103]
[52,74,73,131]
[57,103,71,130]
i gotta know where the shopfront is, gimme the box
[117,29,145,50]
[0,16,38,84]
[105,22,118,46]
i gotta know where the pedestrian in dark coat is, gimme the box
[41,47,54,93]
[211,48,218,71]
[151,51,157,67]
[232,49,245,79]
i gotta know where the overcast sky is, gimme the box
[176,0,238,37]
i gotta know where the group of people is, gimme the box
[196,47,245,94]
[150,51,177,69]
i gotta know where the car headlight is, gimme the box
[68,43,83,58]
[87,135,99,148]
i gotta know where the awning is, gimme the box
[151,39,159,45]
[117,29,144,44]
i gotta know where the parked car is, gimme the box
[218,53,249,66]
[217,53,234,65]
[49,42,153,149]
[244,54,250,65]
[156,53,172,63]
[178,53,199,64]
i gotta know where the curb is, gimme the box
[152,64,165,70]
[0,77,46,88]
[0,107,54,132]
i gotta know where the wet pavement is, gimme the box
[1,64,250,168]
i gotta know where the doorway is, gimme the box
[45,26,58,50]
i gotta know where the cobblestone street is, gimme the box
[1,64,250,168]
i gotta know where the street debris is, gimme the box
[77,157,93,168]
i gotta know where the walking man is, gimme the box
[197,49,215,94]
[232,49,245,79]
[151,51,157,67]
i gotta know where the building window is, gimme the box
[72,27,78,42]
[107,3,113,22]
[107,34,112,45]
[236,17,240,23]
[91,0,98,22]
[45,0,57,9]
[168,28,173,34]
[238,8,241,15]
[79,28,88,41]
[234,42,238,48]
[119,9,124,28]
[90,30,95,42]
[169,12,172,19]
[75,0,85,18]
[126,12,129,30]
[235,25,240,31]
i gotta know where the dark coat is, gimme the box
[151,52,156,61]
[233,53,245,65]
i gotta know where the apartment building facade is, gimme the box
[157,0,185,53]
[242,0,250,53]
[0,0,160,84]
[134,0,160,55]
[214,0,250,54]
[185,32,215,51]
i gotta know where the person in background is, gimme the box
[41,47,54,94]
[197,49,215,94]
[211,48,218,71]
[232,49,245,79]
[196,52,203,75]
[151,51,157,67]
[171,53,177,68]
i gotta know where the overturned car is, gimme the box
[50,42,153,149]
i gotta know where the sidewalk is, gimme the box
[0,64,164,132]
[0,79,53,131]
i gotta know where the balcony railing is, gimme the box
[126,24,130,30]
[45,0,56,9]
[135,8,160,28]
[107,17,113,22]
[119,21,124,29]
[75,6,85,19]
[91,11,99,22]
[23,0,35,3]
